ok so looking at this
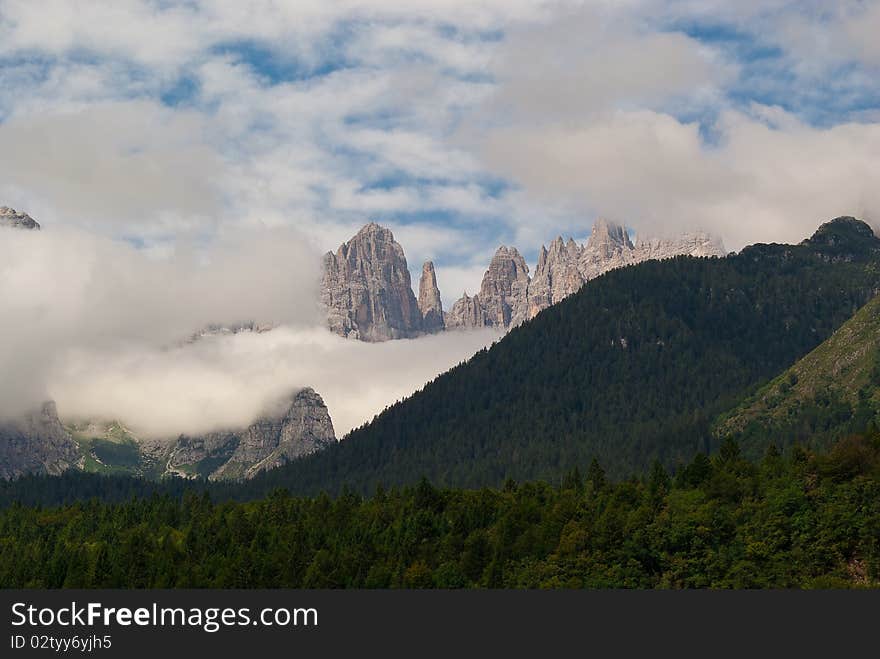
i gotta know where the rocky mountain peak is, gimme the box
[451,218,725,329]
[418,260,445,333]
[0,206,41,230]
[529,235,584,318]
[587,218,632,255]
[321,222,424,341]
[479,246,530,327]
[0,401,77,480]
[169,387,336,481]
[446,291,486,329]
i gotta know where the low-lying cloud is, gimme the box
[0,225,320,417]
[0,224,498,438]
[50,327,500,439]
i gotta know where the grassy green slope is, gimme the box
[716,293,880,453]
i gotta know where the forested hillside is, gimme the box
[237,217,880,494]
[717,291,880,453]
[2,434,878,588]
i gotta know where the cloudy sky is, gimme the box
[2,1,880,435]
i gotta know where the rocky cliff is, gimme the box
[0,206,40,230]
[529,237,585,316]
[0,402,78,479]
[167,387,337,480]
[321,223,424,341]
[418,260,445,333]
[445,292,486,329]
[1,391,336,482]
[451,218,725,328]
[478,246,531,328]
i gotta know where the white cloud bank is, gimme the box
[50,327,499,439]
[0,225,497,437]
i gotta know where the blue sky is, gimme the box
[1,1,879,305]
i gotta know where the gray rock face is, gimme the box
[446,292,486,329]
[529,237,584,317]
[0,402,77,479]
[448,247,530,329]
[578,218,637,281]
[0,206,40,230]
[526,219,726,319]
[632,232,726,261]
[479,246,531,327]
[167,387,336,480]
[418,260,445,333]
[451,219,725,327]
[321,223,424,341]
[319,219,721,337]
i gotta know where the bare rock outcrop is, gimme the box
[632,232,726,261]
[418,260,445,333]
[321,223,424,342]
[529,237,584,317]
[0,206,40,230]
[449,247,530,329]
[479,246,531,327]
[0,402,77,479]
[577,218,636,280]
[526,219,726,319]
[167,387,337,480]
[446,292,486,329]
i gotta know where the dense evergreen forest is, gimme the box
[2,434,878,588]
[238,217,880,495]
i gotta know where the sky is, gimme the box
[2,1,880,435]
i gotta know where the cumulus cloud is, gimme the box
[475,7,880,250]
[486,9,731,124]
[480,106,880,250]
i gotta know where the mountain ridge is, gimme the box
[242,216,880,495]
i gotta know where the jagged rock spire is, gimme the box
[418,260,445,333]
[446,291,486,329]
[321,222,424,342]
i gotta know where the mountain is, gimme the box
[449,218,724,330]
[716,288,880,455]
[0,206,40,229]
[1,390,336,481]
[165,388,336,480]
[447,246,530,329]
[321,223,425,341]
[324,219,723,338]
[243,216,880,495]
[529,219,725,319]
[0,403,78,479]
